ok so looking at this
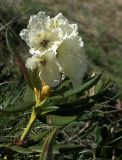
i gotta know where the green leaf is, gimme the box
[29,144,60,154]
[95,79,103,93]
[29,144,43,153]
[59,144,83,153]
[39,128,58,160]
[50,73,102,101]
[41,106,59,115]
[91,125,108,147]
[55,80,71,94]
[56,80,70,91]
[58,97,89,109]
[0,143,10,148]
[0,144,32,154]
[31,130,49,142]
[64,73,102,98]
[95,78,111,94]
[0,99,35,114]
[10,145,33,154]
[23,86,35,102]
[0,135,10,143]
[92,126,103,146]
[108,136,122,145]
[29,144,82,154]
[49,100,95,116]
[90,88,110,101]
[46,115,76,126]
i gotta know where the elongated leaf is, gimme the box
[95,79,103,93]
[50,73,102,102]
[91,126,103,146]
[108,136,122,145]
[41,106,59,115]
[64,73,102,98]
[40,128,58,160]
[29,144,43,153]
[55,80,71,95]
[0,100,35,114]
[10,145,33,154]
[31,130,49,142]
[58,97,89,109]
[0,135,10,143]
[48,101,95,116]
[29,144,60,154]
[46,115,76,126]
[56,80,70,91]
[0,144,32,154]
[23,86,35,102]
[0,144,10,148]
[29,144,82,154]
[59,144,83,153]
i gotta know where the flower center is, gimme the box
[40,39,49,48]
[40,59,46,65]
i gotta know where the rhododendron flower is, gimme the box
[56,35,87,88]
[26,49,61,87]
[20,11,87,88]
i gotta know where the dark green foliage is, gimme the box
[0,70,121,159]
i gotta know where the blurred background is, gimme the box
[0,0,122,96]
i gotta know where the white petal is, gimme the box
[20,11,87,88]
[29,48,40,55]
[56,35,87,88]
[47,13,78,39]
[20,11,79,53]
[26,56,40,71]
[20,29,29,45]
[27,11,50,30]
[39,50,61,87]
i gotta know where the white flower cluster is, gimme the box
[20,11,87,88]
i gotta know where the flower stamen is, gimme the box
[40,59,46,65]
[40,39,49,48]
